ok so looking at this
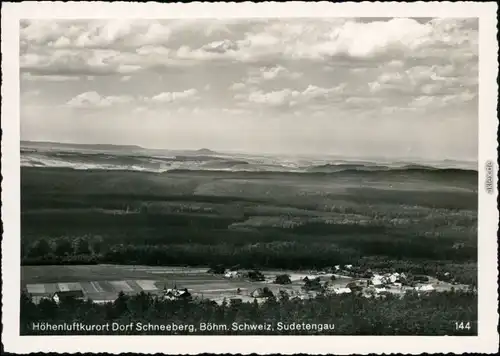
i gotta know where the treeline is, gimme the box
[21,236,102,265]
[21,211,477,262]
[20,290,477,336]
[21,234,477,269]
[21,237,477,286]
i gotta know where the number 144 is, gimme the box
[455,322,471,330]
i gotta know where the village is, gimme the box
[24,263,474,307]
[196,264,474,305]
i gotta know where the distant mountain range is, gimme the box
[195,148,217,154]
[21,141,143,151]
[20,141,220,156]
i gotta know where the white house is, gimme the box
[416,284,435,292]
[389,273,400,283]
[224,271,240,279]
[333,287,352,295]
[371,275,385,286]
[163,288,192,301]
[374,287,387,294]
[52,290,85,304]
[345,264,353,269]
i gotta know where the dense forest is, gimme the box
[21,235,477,285]
[21,167,478,286]
[20,289,477,335]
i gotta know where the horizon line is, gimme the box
[20,139,479,164]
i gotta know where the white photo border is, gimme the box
[1,1,498,354]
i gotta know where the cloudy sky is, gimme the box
[20,18,478,160]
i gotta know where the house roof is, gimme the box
[164,288,191,298]
[54,290,84,298]
[333,287,352,294]
[371,276,384,285]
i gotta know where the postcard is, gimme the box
[1,1,498,354]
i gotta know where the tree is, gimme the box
[113,291,130,316]
[248,270,265,281]
[208,264,225,274]
[75,238,91,255]
[91,240,103,255]
[38,297,58,320]
[28,239,51,258]
[346,282,362,292]
[274,274,292,285]
[20,291,38,332]
[55,239,73,257]
[261,287,274,298]
[303,277,323,291]
[278,290,290,302]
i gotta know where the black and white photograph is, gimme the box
[1,2,498,354]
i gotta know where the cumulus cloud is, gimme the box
[20,20,201,77]
[66,91,133,108]
[368,62,476,104]
[409,90,477,109]
[238,84,346,107]
[149,89,199,103]
[229,82,246,91]
[174,18,477,64]
[22,73,80,82]
[20,18,477,82]
[65,88,202,110]
[20,47,143,77]
[246,65,302,84]
[21,20,173,49]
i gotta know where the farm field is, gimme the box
[22,264,470,305]
[22,264,337,302]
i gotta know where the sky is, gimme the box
[20,18,478,160]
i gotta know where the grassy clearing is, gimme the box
[21,265,155,284]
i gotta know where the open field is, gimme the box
[22,264,471,305]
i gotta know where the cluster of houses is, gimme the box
[33,284,194,305]
[325,266,438,297]
[52,290,85,304]
[224,270,241,279]
[211,263,445,301]
[161,287,192,301]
